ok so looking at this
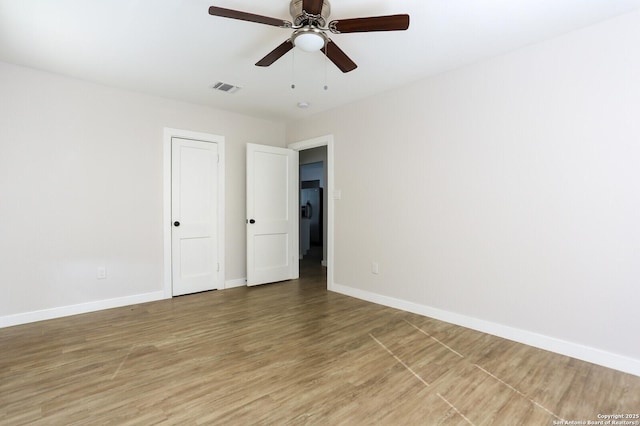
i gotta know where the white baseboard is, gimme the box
[225,278,247,289]
[331,282,640,377]
[0,291,167,329]
[2,279,247,329]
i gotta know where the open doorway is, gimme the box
[299,147,327,282]
[288,135,332,290]
[289,135,334,289]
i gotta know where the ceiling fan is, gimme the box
[208,0,410,73]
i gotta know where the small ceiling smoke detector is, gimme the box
[211,81,241,93]
[297,101,310,109]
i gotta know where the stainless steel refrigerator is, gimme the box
[301,187,323,246]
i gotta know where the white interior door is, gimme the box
[246,143,298,286]
[172,137,219,296]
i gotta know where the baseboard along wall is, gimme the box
[224,278,247,289]
[0,291,166,329]
[0,278,249,328]
[4,279,637,377]
[331,282,640,377]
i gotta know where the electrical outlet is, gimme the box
[97,267,107,280]
[371,262,379,275]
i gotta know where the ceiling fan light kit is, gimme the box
[292,27,326,52]
[208,0,409,73]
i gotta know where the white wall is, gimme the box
[0,61,285,322]
[287,10,640,374]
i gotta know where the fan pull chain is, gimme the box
[323,39,329,90]
[291,48,296,89]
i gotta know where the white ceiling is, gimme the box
[1,0,640,122]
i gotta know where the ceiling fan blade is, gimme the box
[321,40,357,73]
[302,0,324,16]
[329,14,410,34]
[209,6,292,28]
[255,40,294,67]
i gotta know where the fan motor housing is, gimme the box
[290,0,331,27]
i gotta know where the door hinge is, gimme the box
[217,153,220,164]
[217,263,220,272]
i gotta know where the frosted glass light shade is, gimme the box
[294,33,325,52]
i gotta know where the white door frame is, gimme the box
[288,134,334,290]
[163,128,225,298]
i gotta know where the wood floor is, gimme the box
[1,258,639,425]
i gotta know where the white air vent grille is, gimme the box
[211,81,241,93]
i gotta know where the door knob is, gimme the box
[249,219,255,224]
[174,221,180,227]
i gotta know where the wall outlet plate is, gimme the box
[97,267,107,280]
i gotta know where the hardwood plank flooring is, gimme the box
[1,258,639,425]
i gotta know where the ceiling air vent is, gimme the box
[211,81,241,94]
